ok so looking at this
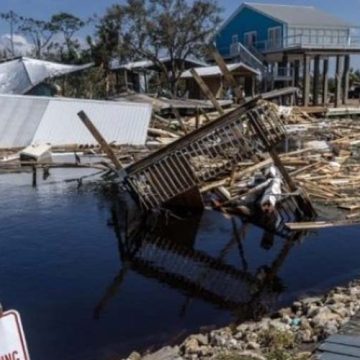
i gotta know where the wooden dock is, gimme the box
[317,312,360,359]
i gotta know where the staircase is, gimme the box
[229,41,273,87]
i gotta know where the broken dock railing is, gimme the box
[123,98,315,219]
[124,99,285,208]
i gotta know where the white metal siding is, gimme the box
[0,96,48,148]
[32,99,152,146]
[0,95,152,149]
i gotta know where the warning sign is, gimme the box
[0,311,30,360]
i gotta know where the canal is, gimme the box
[1,170,360,360]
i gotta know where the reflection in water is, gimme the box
[95,192,307,324]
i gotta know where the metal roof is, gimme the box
[180,62,260,79]
[245,3,352,28]
[110,56,209,71]
[215,3,354,37]
[0,94,152,149]
[0,57,93,95]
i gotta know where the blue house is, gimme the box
[214,3,360,107]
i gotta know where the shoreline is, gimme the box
[123,279,360,360]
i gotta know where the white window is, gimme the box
[232,34,239,44]
[268,26,282,49]
[244,31,257,47]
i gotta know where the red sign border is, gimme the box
[1,310,30,360]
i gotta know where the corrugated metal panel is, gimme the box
[0,94,152,149]
[0,57,93,95]
[23,58,92,87]
[32,97,152,146]
[0,96,49,148]
[110,56,209,70]
[0,60,32,94]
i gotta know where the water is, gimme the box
[1,170,360,360]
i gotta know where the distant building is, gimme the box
[181,62,259,99]
[0,57,93,96]
[214,3,360,106]
[110,56,208,94]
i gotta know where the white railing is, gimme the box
[229,42,266,72]
[284,34,360,49]
[254,35,360,52]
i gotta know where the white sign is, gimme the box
[0,311,30,360]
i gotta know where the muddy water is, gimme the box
[1,170,360,360]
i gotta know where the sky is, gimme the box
[0,0,358,26]
[0,0,358,32]
[0,0,359,66]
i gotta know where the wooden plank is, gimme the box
[190,68,224,115]
[319,342,360,357]
[77,110,123,170]
[326,335,360,348]
[171,106,188,134]
[210,46,243,103]
[286,219,360,231]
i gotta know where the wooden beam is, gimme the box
[210,47,244,103]
[171,106,188,134]
[190,68,224,115]
[313,55,321,106]
[286,219,360,231]
[335,55,344,108]
[77,110,123,170]
[342,54,351,105]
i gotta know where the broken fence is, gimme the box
[124,99,287,209]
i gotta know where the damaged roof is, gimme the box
[110,56,208,71]
[0,57,93,95]
[0,94,152,148]
[181,62,260,79]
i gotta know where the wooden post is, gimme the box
[303,54,310,107]
[195,107,200,129]
[77,110,123,170]
[190,68,224,115]
[313,55,320,106]
[210,47,244,103]
[171,106,188,134]
[342,54,350,105]
[32,165,37,187]
[322,58,329,106]
[335,55,344,108]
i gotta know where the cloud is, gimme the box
[0,33,34,56]
[0,32,89,58]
